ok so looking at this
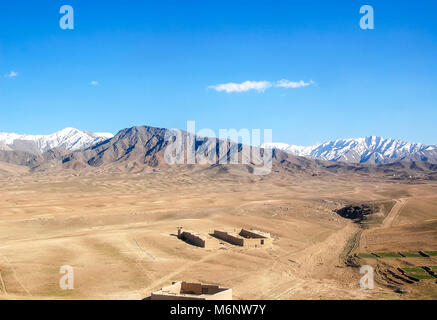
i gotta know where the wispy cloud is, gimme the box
[4,71,18,79]
[90,80,99,86]
[208,81,272,93]
[275,79,314,88]
[209,79,314,93]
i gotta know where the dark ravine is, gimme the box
[334,204,376,222]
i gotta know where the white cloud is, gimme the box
[275,79,314,88]
[208,81,272,93]
[4,71,18,78]
[90,80,99,86]
[209,79,314,93]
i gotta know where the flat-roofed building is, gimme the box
[213,229,244,246]
[213,228,272,248]
[151,281,232,300]
[177,227,219,248]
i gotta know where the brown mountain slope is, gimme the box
[0,125,436,180]
[57,126,437,180]
[58,126,306,174]
[0,150,39,167]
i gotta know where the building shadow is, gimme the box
[171,233,202,247]
[209,233,227,244]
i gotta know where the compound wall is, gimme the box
[180,231,206,248]
[213,230,244,246]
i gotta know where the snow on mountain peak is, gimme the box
[263,136,436,164]
[0,128,114,154]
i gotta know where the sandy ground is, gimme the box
[0,168,436,299]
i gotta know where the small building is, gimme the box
[213,228,272,248]
[177,227,219,248]
[151,281,232,300]
[213,229,244,246]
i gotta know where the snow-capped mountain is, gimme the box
[0,127,114,155]
[263,136,437,164]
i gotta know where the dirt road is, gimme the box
[381,198,408,229]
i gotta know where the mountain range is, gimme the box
[263,136,437,164]
[0,127,436,180]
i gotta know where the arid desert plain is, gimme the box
[0,162,436,300]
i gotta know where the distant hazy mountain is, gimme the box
[0,127,114,155]
[263,136,437,164]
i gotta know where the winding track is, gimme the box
[0,252,32,296]
[360,198,409,251]
[0,269,7,295]
[381,198,408,229]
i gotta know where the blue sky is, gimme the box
[0,0,436,145]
